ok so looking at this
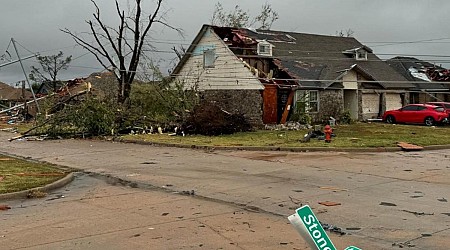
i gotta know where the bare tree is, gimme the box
[29,51,72,92]
[336,28,355,37]
[61,0,180,105]
[211,2,278,29]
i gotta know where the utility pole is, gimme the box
[11,38,40,113]
[22,80,28,120]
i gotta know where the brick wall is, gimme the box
[312,89,343,123]
[201,89,263,125]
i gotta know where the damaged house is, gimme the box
[172,25,414,124]
[387,57,450,103]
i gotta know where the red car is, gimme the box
[426,102,450,116]
[382,104,448,126]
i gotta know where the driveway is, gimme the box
[1,132,449,249]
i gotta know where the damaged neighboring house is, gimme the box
[172,25,413,124]
[387,57,450,103]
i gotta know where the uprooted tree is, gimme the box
[61,0,180,105]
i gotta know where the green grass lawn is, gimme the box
[0,155,67,194]
[122,123,450,148]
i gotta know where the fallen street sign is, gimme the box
[344,247,362,250]
[288,205,336,250]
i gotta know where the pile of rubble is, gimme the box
[264,122,311,131]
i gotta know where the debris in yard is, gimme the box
[318,201,341,207]
[182,101,253,136]
[402,210,434,216]
[27,189,47,198]
[346,227,361,231]
[279,242,288,245]
[161,212,169,216]
[397,142,424,151]
[379,202,397,206]
[441,213,450,216]
[131,233,141,238]
[0,158,13,161]
[403,169,413,172]
[421,233,432,237]
[437,198,448,202]
[0,205,11,211]
[292,189,303,193]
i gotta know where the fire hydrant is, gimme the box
[324,125,332,143]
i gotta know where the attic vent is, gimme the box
[257,41,272,56]
[356,51,367,60]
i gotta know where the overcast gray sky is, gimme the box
[1,0,450,85]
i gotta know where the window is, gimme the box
[401,105,418,111]
[203,49,216,68]
[295,90,319,113]
[257,42,272,56]
[356,51,367,60]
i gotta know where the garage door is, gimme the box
[362,93,379,114]
[386,93,402,111]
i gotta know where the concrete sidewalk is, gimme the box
[1,132,450,249]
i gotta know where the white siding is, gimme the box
[175,28,263,90]
[386,93,402,111]
[342,70,358,90]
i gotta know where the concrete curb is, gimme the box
[116,138,450,153]
[0,172,75,200]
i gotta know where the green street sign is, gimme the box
[345,247,362,250]
[288,205,336,250]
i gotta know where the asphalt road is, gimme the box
[1,132,449,249]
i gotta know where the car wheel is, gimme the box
[424,117,435,126]
[386,115,396,124]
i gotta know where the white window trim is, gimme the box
[295,90,320,113]
[257,41,273,56]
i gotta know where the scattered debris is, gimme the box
[318,201,341,207]
[379,202,397,207]
[437,198,448,202]
[421,233,432,237]
[0,158,13,161]
[0,176,4,182]
[126,173,141,177]
[27,189,47,198]
[321,223,346,235]
[141,162,157,165]
[288,196,302,205]
[402,210,434,216]
[279,242,289,245]
[441,213,450,216]
[320,186,348,192]
[46,194,65,201]
[0,205,11,211]
[397,142,424,151]
[292,189,303,193]
[131,234,141,238]
[181,190,195,195]
[346,227,361,231]
[403,169,413,172]
[392,242,415,248]
[161,213,169,216]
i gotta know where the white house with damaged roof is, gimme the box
[172,25,415,124]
